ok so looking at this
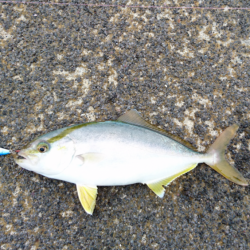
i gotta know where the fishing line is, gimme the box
[0,1,250,11]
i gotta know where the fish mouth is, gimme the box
[17,154,26,160]
[15,152,28,162]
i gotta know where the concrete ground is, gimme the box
[0,0,249,249]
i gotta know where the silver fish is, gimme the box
[15,110,248,214]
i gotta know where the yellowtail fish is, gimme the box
[14,110,248,214]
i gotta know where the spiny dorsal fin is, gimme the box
[147,164,197,198]
[117,109,197,151]
[76,184,98,215]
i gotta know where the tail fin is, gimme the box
[205,124,248,186]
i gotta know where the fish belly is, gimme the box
[55,149,202,186]
[85,155,200,186]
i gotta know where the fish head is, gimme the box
[15,135,75,176]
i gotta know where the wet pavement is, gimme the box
[0,1,250,249]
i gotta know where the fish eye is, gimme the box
[37,141,50,153]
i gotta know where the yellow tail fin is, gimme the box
[205,124,248,186]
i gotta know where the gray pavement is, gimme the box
[0,1,250,249]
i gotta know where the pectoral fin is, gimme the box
[76,184,98,215]
[76,153,103,164]
[147,164,197,198]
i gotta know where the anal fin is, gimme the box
[147,164,197,198]
[76,184,98,215]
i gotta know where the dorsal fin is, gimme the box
[117,109,197,151]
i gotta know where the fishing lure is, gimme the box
[0,147,10,156]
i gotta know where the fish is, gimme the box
[14,109,248,214]
[0,147,10,156]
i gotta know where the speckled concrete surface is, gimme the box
[0,1,250,249]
